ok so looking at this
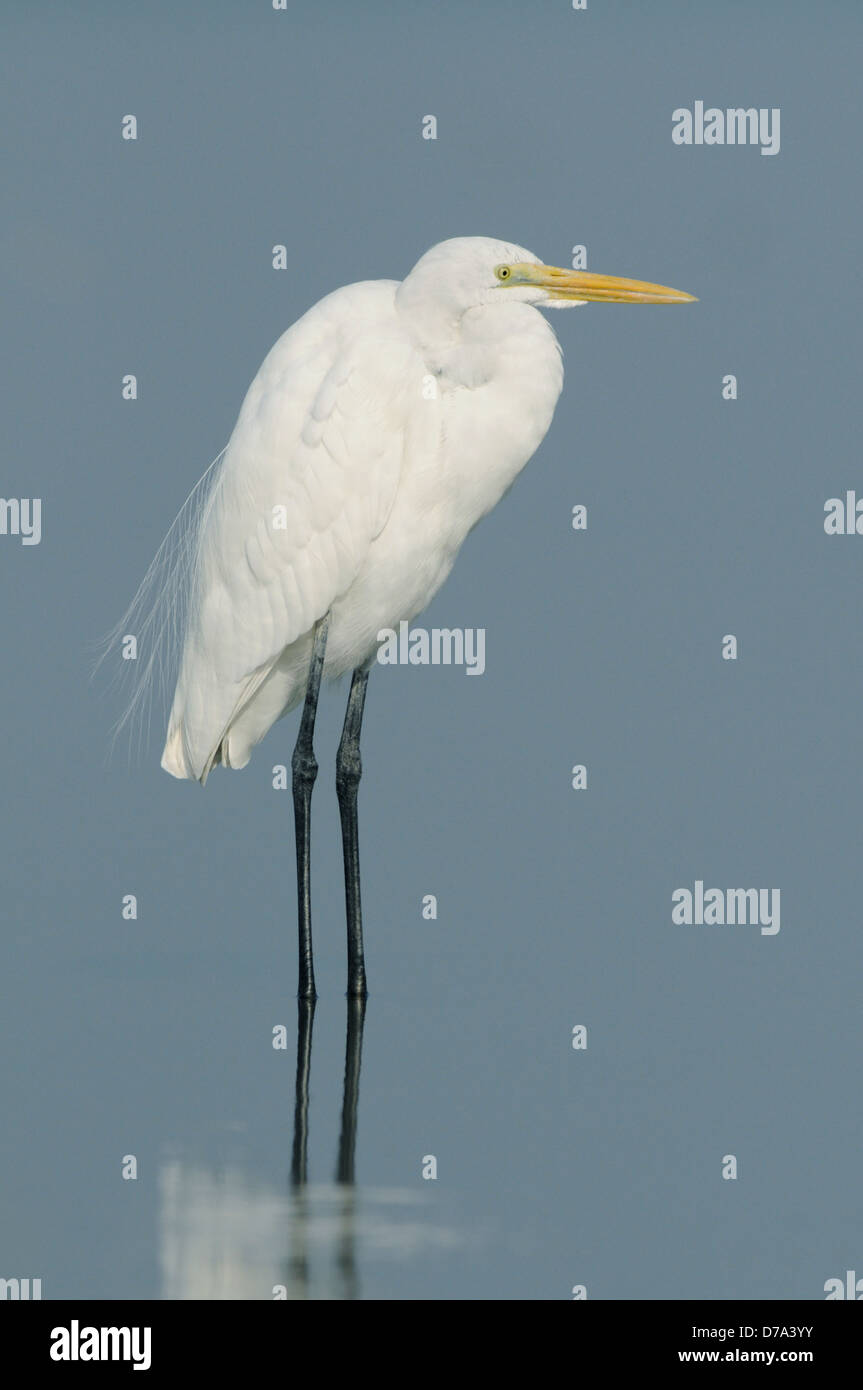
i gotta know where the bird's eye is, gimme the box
[494,264,511,281]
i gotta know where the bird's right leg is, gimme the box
[336,666,370,998]
[292,613,330,1000]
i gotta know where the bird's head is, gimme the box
[396,236,695,341]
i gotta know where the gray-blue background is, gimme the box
[2,0,860,1299]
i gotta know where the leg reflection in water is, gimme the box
[159,994,463,1298]
[334,997,366,1299]
[287,998,316,1297]
[286,995,367,1299]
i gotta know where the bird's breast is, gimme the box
[348,308,565,635]
[431,309,564,540]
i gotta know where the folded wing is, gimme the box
[163,281,416,781]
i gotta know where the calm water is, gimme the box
[2,1,861,1301]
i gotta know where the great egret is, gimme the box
[154,236,694,999]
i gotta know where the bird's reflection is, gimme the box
[335,998,365,1300]
[336,997,365,1184]
[159,994,463,1299]
[290,998,316,1189]
[288,996,365,1299]
[285,998,314,1298]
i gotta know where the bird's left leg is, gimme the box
[292,613,330,1000]
[336,664,370,998]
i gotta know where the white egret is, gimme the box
[154,236,694,998]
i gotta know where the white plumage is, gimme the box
[159,236,692,782]
[162,239,556,779]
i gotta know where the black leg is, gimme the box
[292,614,329,1000]
[336,666,370,997]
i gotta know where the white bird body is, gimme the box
[162,239,566,781]
[141,235,693,996]
[159,237,693,785]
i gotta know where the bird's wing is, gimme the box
[165,281,418,778]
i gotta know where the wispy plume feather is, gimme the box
[92,447,228,765]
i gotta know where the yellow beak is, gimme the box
[506,262,697,304]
